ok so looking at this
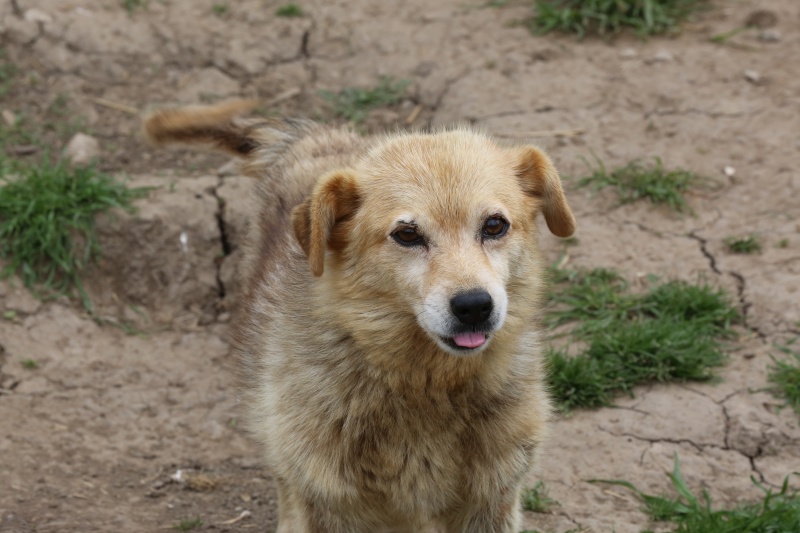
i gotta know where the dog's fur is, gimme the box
[144,101,575,533]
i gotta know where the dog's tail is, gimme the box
[142,100,315,160]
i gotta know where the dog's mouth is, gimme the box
[442,331,489,351]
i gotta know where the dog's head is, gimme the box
[292,129,574,356]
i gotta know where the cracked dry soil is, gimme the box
[1,1,799,532]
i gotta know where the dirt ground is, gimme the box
[1,0,799,531]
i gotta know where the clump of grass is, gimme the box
[121,0,146,13]
[319,77,410,124]
[521,481,556,513]
[275,3,303,17]
[594,455,800,532]
[0,157,150,309]
[576,157,697,213]
[724,235,761,254]
[546,267,738,411]
[211,3,228,16]
[530,0,704,38]
[0,48,17,98]
[767,339,800,414]
[173,517,203,531]
[21,358,38,369]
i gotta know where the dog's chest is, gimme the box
[326,382,529,514]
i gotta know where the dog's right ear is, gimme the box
[291,170,361,276]
[515,146,576,238]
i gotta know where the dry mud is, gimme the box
[1,0,799,531]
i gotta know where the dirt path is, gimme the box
[1,1,799,531]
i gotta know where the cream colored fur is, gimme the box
[143,101,576,533]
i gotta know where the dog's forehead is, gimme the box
[356,130,521,212]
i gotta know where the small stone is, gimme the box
[2,110,15,127]
[744,70,761,84]
[723,166,736,177]
[24,8,53,25]
[619,47,637,59]
[653,50,673,62]
[63,133,100,166]
[758,29,782,42]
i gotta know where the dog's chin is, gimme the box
[432,333,492,357]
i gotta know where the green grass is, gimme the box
[275,3,303,17]
[767,339,800,414]
[0,47,17,98]
[121,0,146,13]
[530,0,705,38]
[777,238,789,249]
[319,77,410,124]
[521,481,556,513]
[0,157,150,309]
[545,267,738,411]
[21,358,38,369]
[593,455,800,532]
[173,517,203,531]
[724,235,761,254]
[576,157,697,213]
[212,3,229,16]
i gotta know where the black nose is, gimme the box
[450,290,493,326]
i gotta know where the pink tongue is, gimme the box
[452,332,486,349]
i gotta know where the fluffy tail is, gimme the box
[142,100,319,169]
[142,100,264,155]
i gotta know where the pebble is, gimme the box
[723,166,736,177]
[758,29,782,43]
[744,70,761,84]
[63,133,100,166]
[619,47,637,59]
[652,50,673,62]
[24,8,53,25]
[2,109,15,127]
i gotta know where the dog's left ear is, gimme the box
[515,147,576,238]
[291,170,361,276]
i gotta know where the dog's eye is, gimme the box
[482,216,509,239]
[392,227,426,247]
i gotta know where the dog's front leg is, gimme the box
[441,487,522,533]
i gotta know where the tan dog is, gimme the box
[144,101,575,533]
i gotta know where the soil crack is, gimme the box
[211,176,231,305]
[688,231,720,274]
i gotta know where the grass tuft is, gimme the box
[0,48,17,98]
[21,358,38,369]
[173,517,203,531]
[530,0,704,38]
[576,157,697,213]
[121,0,146,13]
[521,481,556,513]
[767,339,800,414]
[724,235,761,254]
[546,267,738,411]
[275,3,304,17]
[319,77,410,124]
[0,157,150,309]
[593,455,800,532]
[211,3,229,16]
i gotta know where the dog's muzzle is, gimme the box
[447,290,493,349]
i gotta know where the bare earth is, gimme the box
[1,0,799,531]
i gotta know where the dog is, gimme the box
[144,100,576,533]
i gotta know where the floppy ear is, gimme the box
[515,146,576,238]
[291,170,360,276]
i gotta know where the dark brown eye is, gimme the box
[482,216,509,239]
[392,227,426,247]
